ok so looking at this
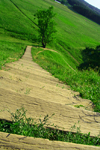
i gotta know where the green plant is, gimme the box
[78,46,100,73]
[1,107,55,137]
[0,107,100,146]
[34,6,56,48]
[31,47,100,112]
[24,88,31,95]
[74,105,84,108]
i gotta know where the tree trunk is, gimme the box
[42,40,46,48]
[42,43,46,48]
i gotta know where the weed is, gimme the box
[26,75,29,78]
[15,89,21,94]
[24,88,31,95]
[74,105,84,108]
[9,75,12,80]
[41,86,45,89]
[62,86,65,89]
[0,107,100,146]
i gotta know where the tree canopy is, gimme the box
[78,46,100,73]
[57,0,100,25]
[34,6,56,48]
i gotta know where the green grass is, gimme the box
[0,0,37,42]
[74,105,85,108]
[0,0,100,144]
[31,47,100,112]
[0,107,100,146]
[0,0,100,65]
[0,41,27,69]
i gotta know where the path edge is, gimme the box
[0,132,100,150]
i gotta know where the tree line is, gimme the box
[78,46,100,73]
[56,0,100,25]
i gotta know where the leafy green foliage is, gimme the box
[78,46,100,73]
[66,0,100,25]
[57,0,100,24]
[55,0,68,5]
[34,6,56,48]
[0,107,100,146]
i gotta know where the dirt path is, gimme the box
[0,46,100,149]
[0,132,100,150]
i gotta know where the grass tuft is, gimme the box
[0,107,100,146]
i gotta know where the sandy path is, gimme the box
[0,46,100,149]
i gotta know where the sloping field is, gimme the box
[0,46,100,149]
[0,0,100,148]
[1,0,100,65]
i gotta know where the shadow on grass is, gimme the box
[78,45,100,74]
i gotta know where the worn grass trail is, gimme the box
[0,46,100,149]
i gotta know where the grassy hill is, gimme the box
[0,0,100,63]
[0,0,100,112]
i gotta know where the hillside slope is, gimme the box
[0,0,100,111]
[57,0,100,24]
[0,0,100,148]
[0,0,100,66]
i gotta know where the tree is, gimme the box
[34,6,56,48]
[78,46,100,73]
